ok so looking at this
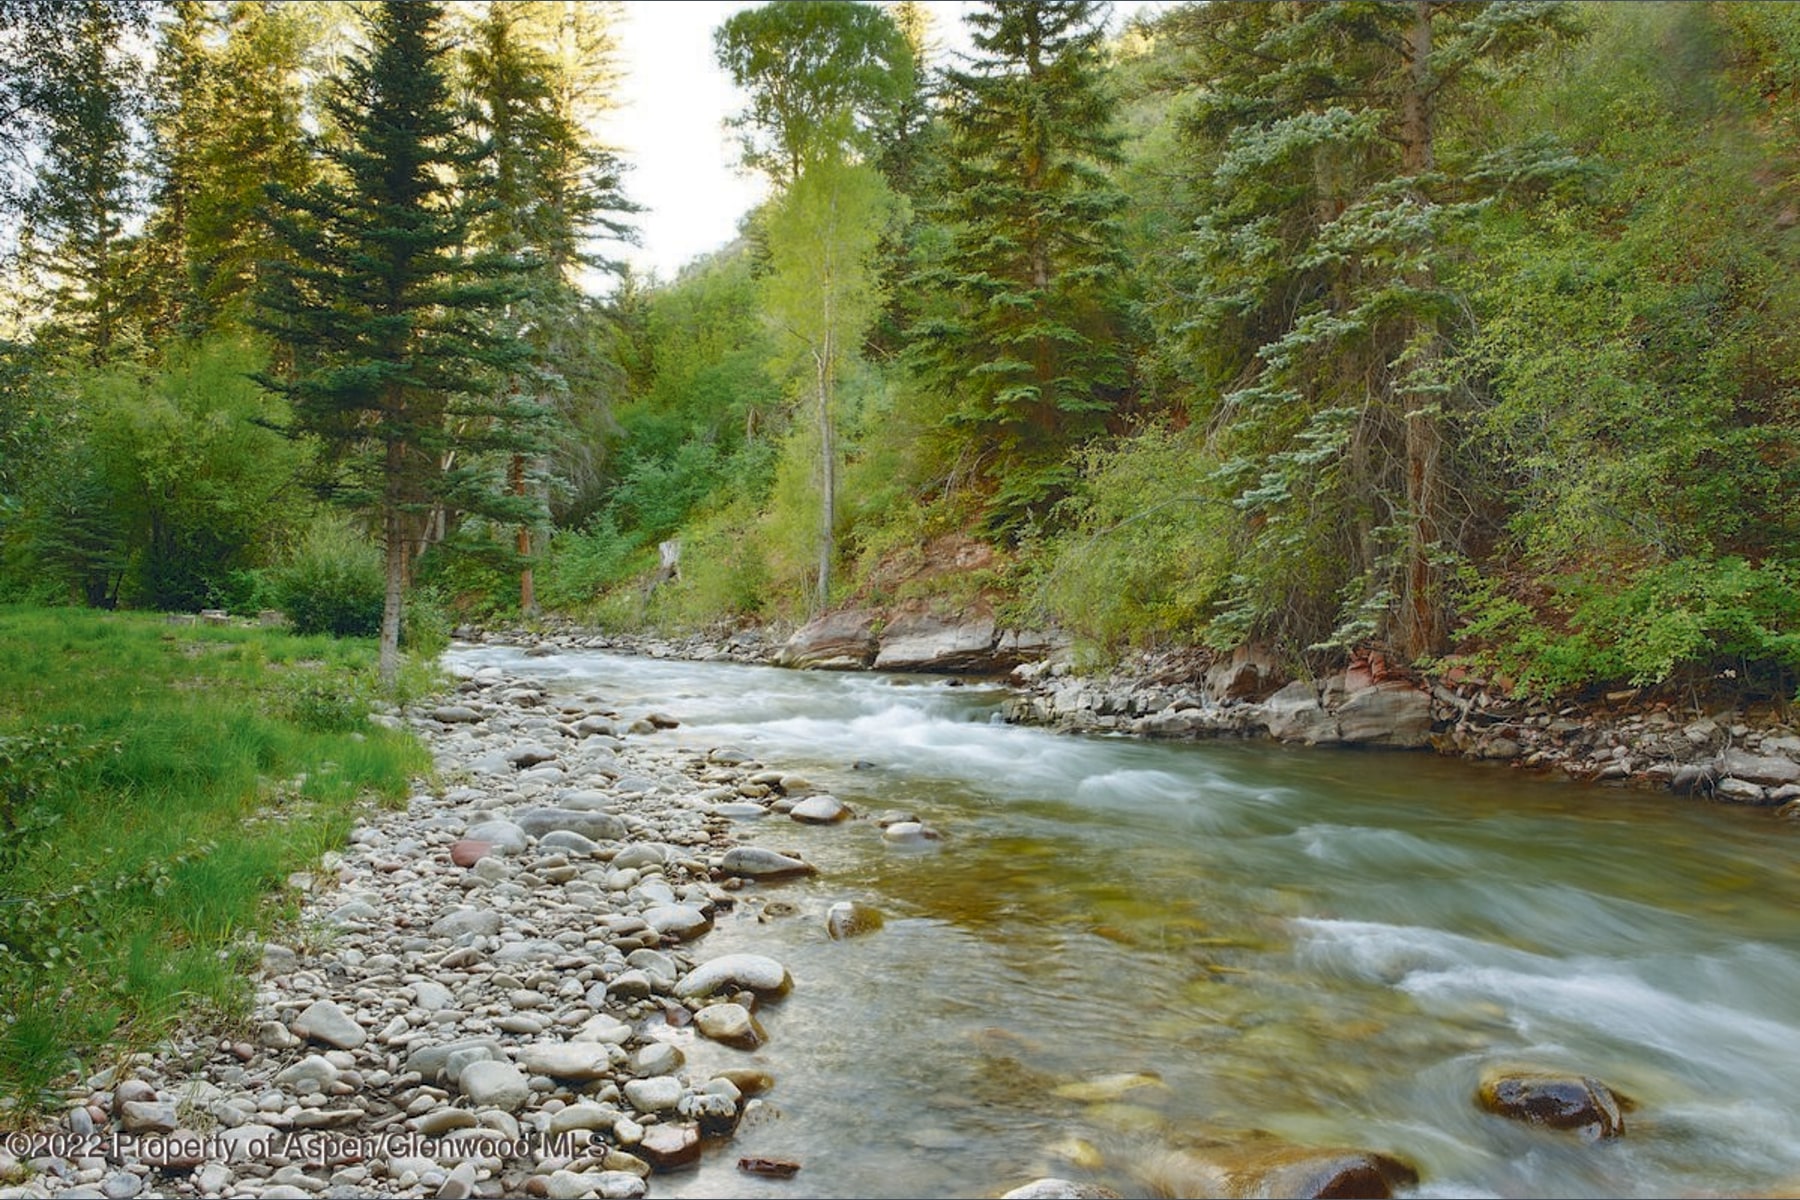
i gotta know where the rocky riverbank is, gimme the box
[457,622,1800,815]
[0,658,947,1200]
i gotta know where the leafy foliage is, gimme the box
[269,517,384,638]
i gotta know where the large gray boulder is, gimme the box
[778,610,879,670]
[872,614,1001,674]
[1263,681,1340,745]
[1334,681,1434,748]
[1716,747,1800,788]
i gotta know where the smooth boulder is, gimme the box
[719,846,816,878]
[674,953,793,1000]
[777,611,879,670]
[1476,1069,1626,1140]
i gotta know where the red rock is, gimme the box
[450,839,493,867]
[739,1157,800,1178]
[637,1122,701,1171]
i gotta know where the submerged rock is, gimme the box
[1476,1068,1626,1140]
[825,901,884,940]
[1000,1181,1121,1200]
[1138,1145,1418,1200]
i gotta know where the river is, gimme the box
[446,643,1800,1199]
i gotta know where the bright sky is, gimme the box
[602,1,1164,282]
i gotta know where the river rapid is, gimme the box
[446,643,1800,1200]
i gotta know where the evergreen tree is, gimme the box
[458,0,635,615]
[909,0,1133,534]
[1158,0,1579,658]
[15,0,148,362]
[257,1,538,683]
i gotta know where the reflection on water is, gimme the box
[449,645,1800,1199]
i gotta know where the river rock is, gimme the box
[539,829,602,855]
[464,820,529,854]
[1715,777,1769,804]
[431,908,502,939]
[622,1076,683,1114]
[274,1055,340,1088]
[1000,1182,1121,1200]
[449,839,493,867]
[674,953,793,1000]
[643,904,713,942]
[718,846,816,878]
[881,821,941,846]
[519,1041,613,1080]
[1716,748,1800,788]
[1135,1145,1416,1200]
[1334,681,1434,748]
[872,614,1001,674]
[290,999,366,1049]
[514,807,628,842]
[1263,681,1339,745]
[694,1003,765,1049]
[789,794,851,824]
[457,1060,529,1112]
[636,1122,701,1171]
[825,901,884,940]
[1476,1069,1626,1140]
[119,1101,179,1135]
[407,1038,507,1083]
[432,705,482,724]
[777,610,879,670]
[505,741,559,768]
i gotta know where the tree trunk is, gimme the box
[379,436,406,689]
[1397,0,1445,660]
[816,338,835,614]
[511,451,536,617]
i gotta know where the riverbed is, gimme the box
[444,643,1800,1199]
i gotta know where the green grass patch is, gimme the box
[0,606,431,1114]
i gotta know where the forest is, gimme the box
[3,0,1799,703]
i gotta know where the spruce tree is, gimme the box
[257,1,538,684]
[1159,0,1578,659]
[458,0,635,615]
[909,0,1132,534]
[14,0,147,362]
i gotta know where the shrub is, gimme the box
[540,515,645,611]
[1450,556,1800,698]
[269,518,384,637]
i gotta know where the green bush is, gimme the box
[1450,557,1800,698]
[540,515,645,611]
[270,518,384,637]
[402,586,451,658]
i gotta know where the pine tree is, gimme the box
[1159,0,1579,659]
[14,0,148,362]
[908,0,1133,534]
[458,0,636,615]
[257,1,539,684]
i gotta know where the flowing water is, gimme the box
[447,645,1800,1199]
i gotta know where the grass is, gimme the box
[0,606,432,1116]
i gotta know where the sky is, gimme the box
[600,1,1163,282]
